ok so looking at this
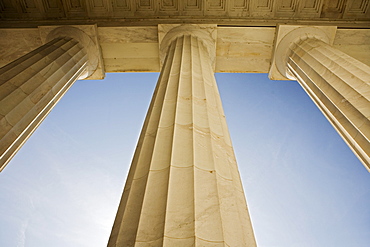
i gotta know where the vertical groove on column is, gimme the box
[108,31,256,247]
[0,38,66,77]
[163,35,195,245]
[207,38,256,245]
[198,37,255,246]
[108,39,178,247]
[0,38,78,111]
[194,37,225,246]
[293,39,370,117]
[135,36,183,245]
[0,37,88,171]
[287,38,370,170]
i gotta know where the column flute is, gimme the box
[273,26,370,171]
[0,26,101,172]
[108,25,256,247]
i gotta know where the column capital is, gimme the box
[38,25,105,80]
[158,24,217,70]
[269,25,337,80]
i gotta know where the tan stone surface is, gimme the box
[108,26,256,246]
[0,37,88,172]
[0,2,368,245]
[158,24,217,70]
[98,27,160,72]
[1,26,369,75]
[39,25,105,80]
[216,27,275,73]
[284,36,370,171]
[333,29,370,68]
[0,28,42,69]
[269,25,337,80]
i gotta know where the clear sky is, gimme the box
[0,72,369,247]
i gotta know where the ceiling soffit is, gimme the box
[1,0,370,28]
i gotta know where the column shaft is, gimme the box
[0,37,88,171]
[287,38,370,171]
[108,34,256,246]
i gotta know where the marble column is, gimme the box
[0,27,95,172]
[108,26,256,246]
[274,26,370,171]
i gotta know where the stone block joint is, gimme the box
[107,25,257,246]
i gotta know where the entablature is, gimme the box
[1,25,369,80]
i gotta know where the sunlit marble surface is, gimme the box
[0,26,369,78]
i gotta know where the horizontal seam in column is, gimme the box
[293,45,370,101]
[194,166,233,181]
[135,235,224,243]
[1,115,14,128]
[0,62,87,161]
[316,44,370,77]
[2,39,80,83]
[288,54,369,123]
[135,238,163,243]
[0,38,67,74]
[158,124,175,129]
[288,62,370,163]
[149,166,171,172]
[173,124,193,129]
[163,235,194,240]
[215,172,234,182]
[131,173,150,181]
[288,57,351,115]
[136,166,234,181]
[196,236,224,243]
[168,165,193,168]
[292,40,369,75]
[288,59,368,140]
[15,52,87,98]
[31,41,83,71]
[132,165,171,180]
[10,45,86,93]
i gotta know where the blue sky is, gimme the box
[0,72,369,247]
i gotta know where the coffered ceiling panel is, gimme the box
[344,0,370,18]
[1,0,369,27]
[275,0,298,17]
[320,0,346,18]
[298,0,322,17]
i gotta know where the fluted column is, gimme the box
[0,26,96,171]
[273,26,370,171]
[108,26,256,246]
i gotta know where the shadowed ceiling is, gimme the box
[1,0,369,27]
